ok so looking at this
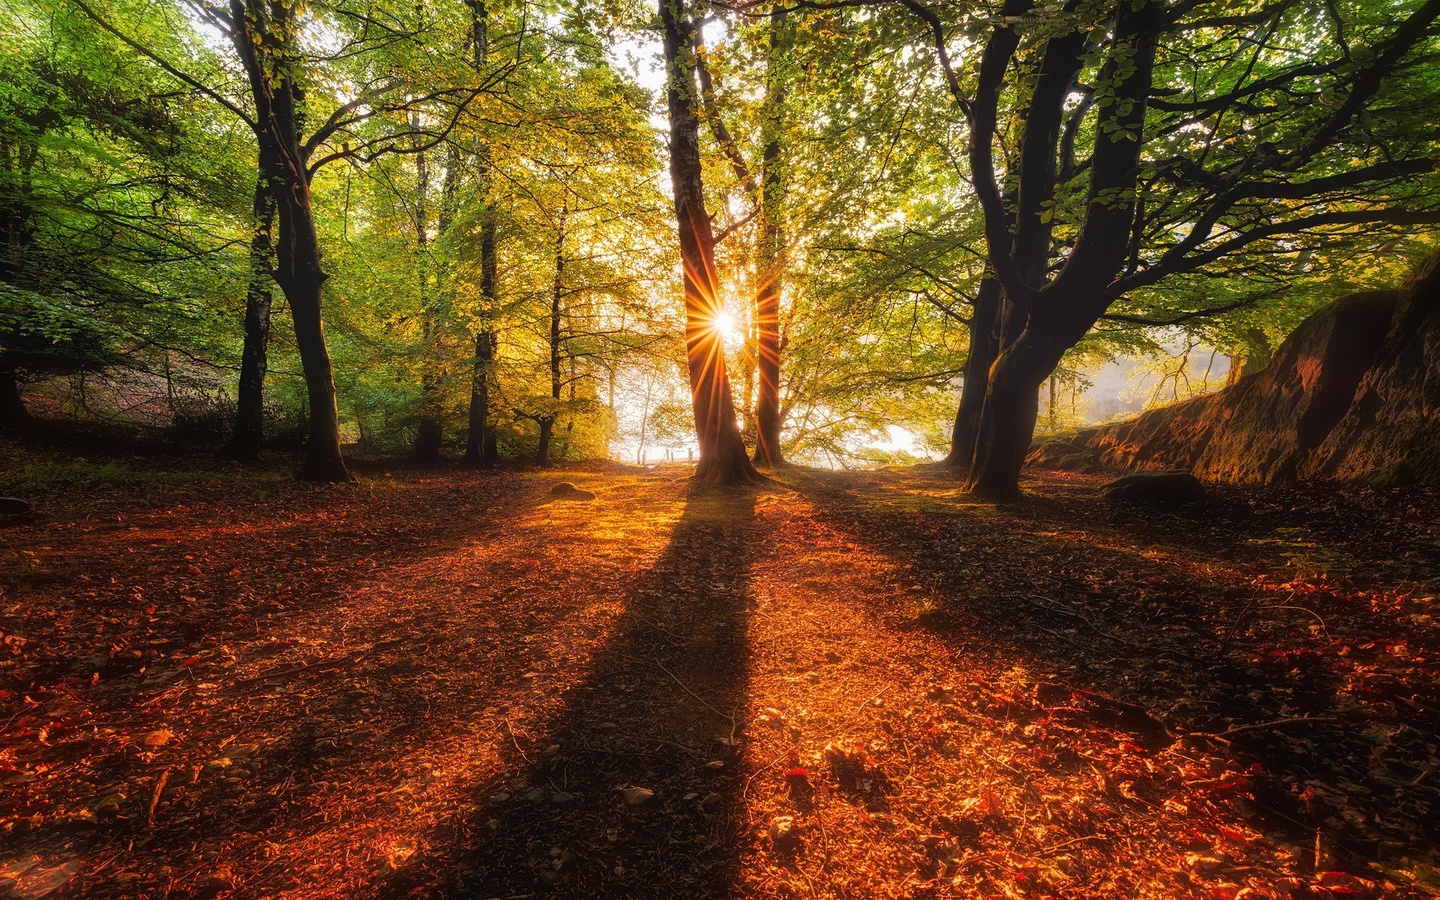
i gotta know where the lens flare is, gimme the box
[713,311,741,347]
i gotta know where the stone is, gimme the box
[0,498,32,515]
[1102,471,1207,503]
[545,482,597,502]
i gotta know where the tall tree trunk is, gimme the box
[967,334,1056,499]
[461,0,501,467]
[412,135,444,462]
[752,16,790,468]
[661,0,760,485]
[271,182,348,482]
[464,331,497,464]
[224,178,277,461]
[535,418,553,466]
[464,211,499,465]
[0,365,32,432]
[537,206,566,466]
[966,309,1089,498]
[958,2,1115,497]
[231,0,351,483]
[284,265,348,482]
[2,139,40,435]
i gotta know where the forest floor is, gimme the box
[2,446,1439,899]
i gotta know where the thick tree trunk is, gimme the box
[943,276,1003,468]
[412,139,445,463]
[957,0,1157,498]
[224,180,276,462]
[966,318,1077,499]
[537,210,566,467]
[661,0,760,485]
[272,184,349,483]
[285,271,350,482]
[536,418,554,466]
[753,269,781,466]
[268,150,348,482]
[966,351,1047,499]
[0,366,33,432]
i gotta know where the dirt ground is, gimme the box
[2,452,1438,898]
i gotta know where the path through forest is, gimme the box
[2,460,1438,898]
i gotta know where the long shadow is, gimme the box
[788,469,1440,875]
[0,469,582,894]
[377,485,760,898]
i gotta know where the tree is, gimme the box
[2,5,246,435]
[751,17,791,466]
[689,13,795,466]
[896,0,1440,496]
[75,0,499,480]
[661,0,764,484]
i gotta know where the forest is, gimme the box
[2,0,1439,894]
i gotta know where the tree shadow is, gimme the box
[0,469,670,895]
[377,485,761,898]
[785,468,1440,874]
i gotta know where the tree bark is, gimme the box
[536,418,553,466]
[464,209,499,465]
[459,0,501,467]
[285,267,349,482]
[966,321,1076,498]
[752,16,790,468]
[464,331,497,465]
[224,178,277,461]
[661,0,760,485]
[536,206,566,466]
[943,276,1003,468]
[412,138,444,463]
[958,0,1157,497]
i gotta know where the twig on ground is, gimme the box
[501,717,532,765]
[856,685,891,714]
[1259,604,1330,637]
[743,748,793,800]
[655,658,731,723]
[147,768,170,825]
[1038,834,1104,854]
[1188,716,1341,743]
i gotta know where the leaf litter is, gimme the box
[0,455,1437,898]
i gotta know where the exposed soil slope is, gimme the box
[1032,251,1440,487]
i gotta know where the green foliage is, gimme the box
[2,0,1434,466]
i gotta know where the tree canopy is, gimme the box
[1,0,1435,488]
